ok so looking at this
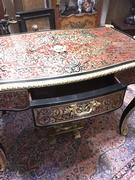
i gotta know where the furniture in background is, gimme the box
[108,0,135,37]
[14,0,49,11]
[0,0,16,36]
[51,0,103,29]
[0,15,10,35]
[0,27,135,170]
[125,0,135,25]
[16,8,56,32]
[112,19,135,37]
[2,0,104,33]
[0,14,17,35]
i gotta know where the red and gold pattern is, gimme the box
[0,27,135,88]
[0,90,29,110]
[0,85,135,179]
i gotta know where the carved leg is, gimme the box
[120,97,135,136]
[0,111,7,171]
[0,144,7,171]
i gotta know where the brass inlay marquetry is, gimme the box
[0,90,29,110]
[34,90,125,126]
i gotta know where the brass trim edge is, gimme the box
[0,62,135,91]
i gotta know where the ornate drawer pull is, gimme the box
[74,100,101,117]
[76,110,93,117]
[34,91,125,126]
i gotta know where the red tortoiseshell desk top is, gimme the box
[0,27,135,91]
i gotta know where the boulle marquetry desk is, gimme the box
[0,27,135,170]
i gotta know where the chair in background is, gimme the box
[16,8,56,33]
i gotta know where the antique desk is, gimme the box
[0,27,135,170]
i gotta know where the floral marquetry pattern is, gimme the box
[0,27,135,85]
[34,90,125,126]
[0,90,30,110]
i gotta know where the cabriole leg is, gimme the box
[120,97,135,136]
[0,144,7,171]
[0,111,7,171]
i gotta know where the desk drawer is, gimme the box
[33,90,125,126]
[30,76,126,126]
